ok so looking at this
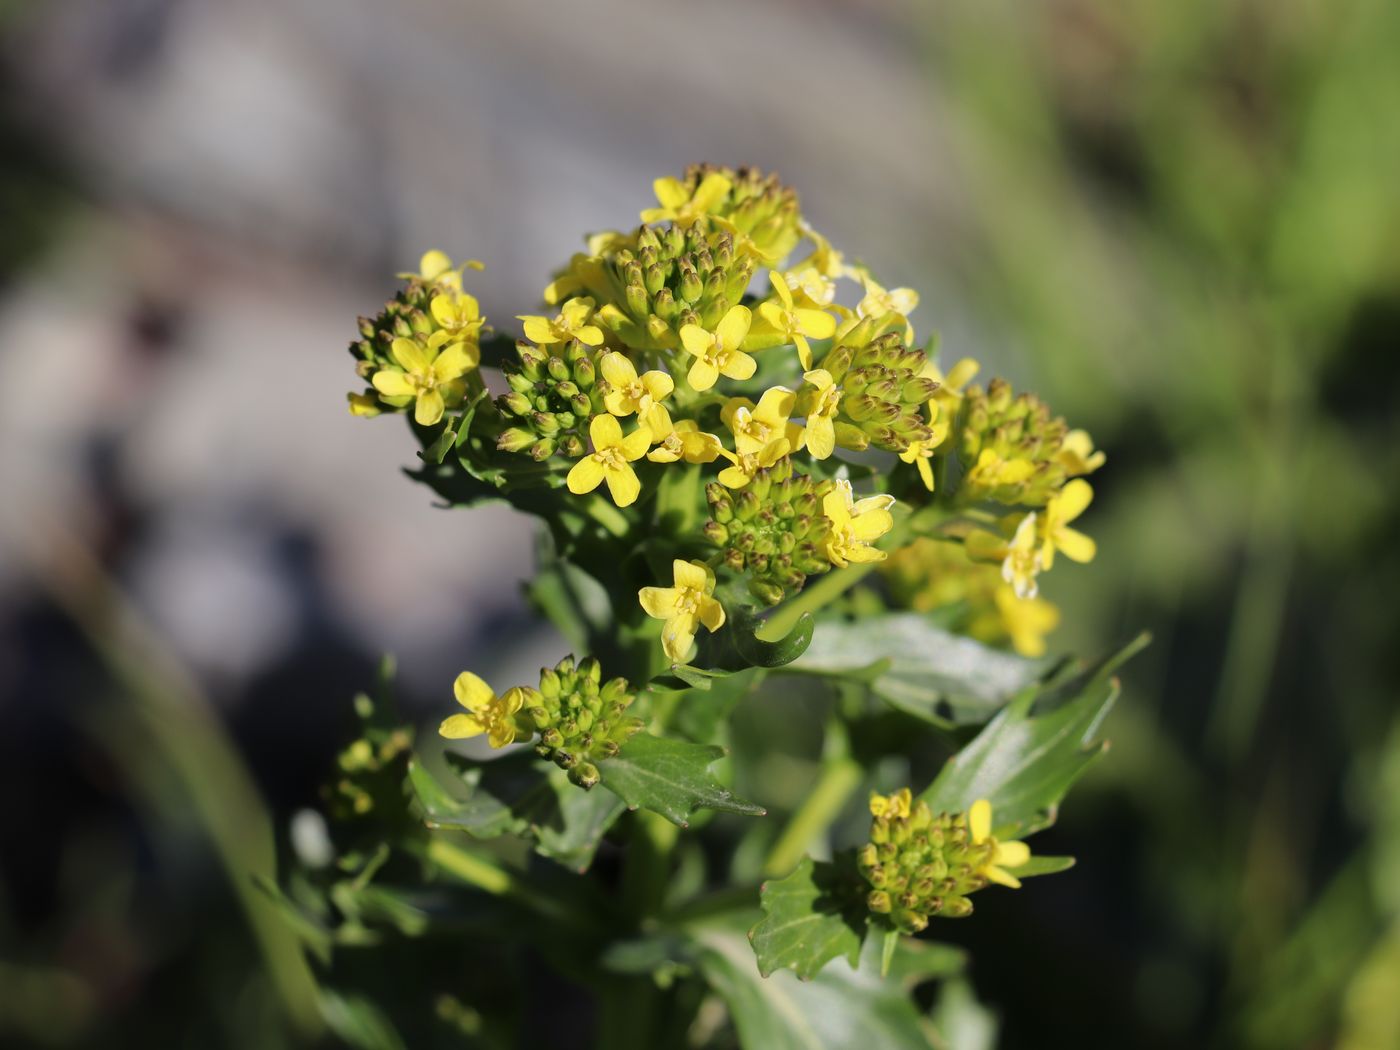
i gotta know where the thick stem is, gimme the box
[763,720,861,877]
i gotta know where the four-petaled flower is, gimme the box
[717,437,790,489]
[638,559,727,663]
[822,479,896,567]
[857,274,919,339]
[968,512,1042,599]
[722,386,799,456]
[680,306,757,391]
[1038,479,1097,570]
[371,331,478,426]
[398,249,483,291]
[439,671,536,749]
[600,352,674,435]
[519,297,605,347]
[1057,429,1106,476]
[647,419,724,464]
[798,369,843,460]
[640,172,733,226]
[431,291,485,340]
[756,271,836,370]
[566,415,653,507]
[968,799,1032,889]
[897,401,951,491]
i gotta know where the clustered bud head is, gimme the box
[859,791,1030,933]
[496,339,606,461]
[529,656,645,790]
[679,163,804,262]
[954,378,1101,506]
[704,459,834,606]
[819,333,940,454]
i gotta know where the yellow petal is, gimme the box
[769,269,794,308]
[805,415,835,460]
[575,324,605,347]
[721,350,757,382]
[603,463,641,507]
[995,840,1031,868]
[431,294,457,328]
[419,250,453,280]
[1055,527,1097,563]
[521,316,557,344]
[486,723,516,749]
[371,369,413,397]
[969,799,992,844]
[690,172,732,212]
[687,357,719,391]
[432,343,474,381]
[652,176,688,210]
[439,713,485,739]
[794,334,812,370]
[755,385,796,425]
[589,413,623,450]
[600,351,638,388]
[794,307,835,338]
[414,388,445,426]
[757,300,789,332]
[673,559,710,592]
[566,455,605,494]
[390,337,430,374]
[715,305,753,350]
[842,544,887,564]
[453,671,495,712]
[620,424,653,460]
[985,866,1022,889]
[679,324,714,358]
[717,464,750,488]
[642,370,674,401]
[639,586,680,619]
[1056,479,1094,522]
[661,613,699,662]
[698,596,726,633]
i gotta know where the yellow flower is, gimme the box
[968,799,1032,889]
[717,437,790,489]
[798,368,843,460]
[923,356,979,415]
[518,296,605,347]
[371,330,478,426]
[897,402,951,491]
[399,249,484,291]
[967,513,1042,599]
[1038,480,1096,570]
[965,448,1036,493]
[993,585,1061,658]
[638,559,727,662]
[640,171,733,226]
[756,271,836,370]
[679,306,757,391]
[439,672,534,750]
[796,222,858,282]
[600,352,674,435]
[784,266,838,308]
[566,415,653,507]
[856,274,918,340]
[1058,429,1106,476]
[431,291,485,340]
[721,386,799,456]
[648,419,724,464]
[822,479,896,567]
[869,788,912,819]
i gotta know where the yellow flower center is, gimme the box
[674,586,702,616]
[815,386,841,417]
[595,445,626,470]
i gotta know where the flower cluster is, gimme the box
[881,537,1061,657]
[858,791,1032,933]
[346,164,1104,677]
[438,657,644,790]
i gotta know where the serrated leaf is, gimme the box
[794,614,1052,726]
[533,766,626,873]
[695,927,933,1050]
[919,635,1143,836]
[599,733,766,827]
[749,856,868,980]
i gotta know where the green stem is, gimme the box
[763,721,861,877]
[423,837,584,928]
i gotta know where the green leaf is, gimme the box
[599,733,766,827]
[695,926,934,1050]
[919,635,1144,836]
[929,978,998,1050]
[1009,854,1076,878]
[318,990,406,1050]
[794,614,1052,726]
[533,766,627,873]
[701,605,815,672]
[408,753,541,838]
[749,855,868,980]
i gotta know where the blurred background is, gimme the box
[1,0,1397,1047]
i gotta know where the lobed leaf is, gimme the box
[749,855,868,980]
[599,732,766,827]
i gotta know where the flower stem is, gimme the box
[763,721,861,877]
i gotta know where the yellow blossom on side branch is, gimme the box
[371,331,478,426]
[600,352,675,435]
[822,479,896,568]
[640,171,733,226]
[566,415,652,508]
[1038,479,1097,569]
[756,271,836,370]
[639,559,727,663]
[968,799,1033,889]
[680,306,757,391]
[518,297,605,347]
[647,420,724,465]
[440,672,537,750]
[967,513,1043,599]
[797,369,843,460]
